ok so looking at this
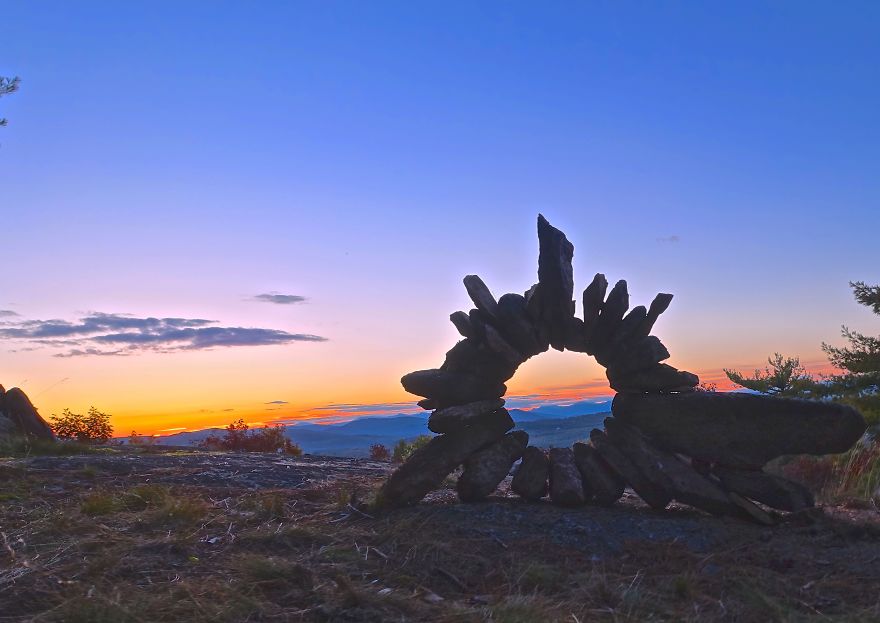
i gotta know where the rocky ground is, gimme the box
[2,447,880,622]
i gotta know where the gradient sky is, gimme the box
[2,2,879,435]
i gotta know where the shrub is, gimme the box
[392,435,433,463]
[202,419,302,455]
[50,407,113,443]
[369,443,390,461]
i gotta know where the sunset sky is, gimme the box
[2,3,879,435]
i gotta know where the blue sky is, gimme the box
[1,2,878,432]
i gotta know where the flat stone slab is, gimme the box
[428,399,505,434]
[511,445,549,501]
[713,466,814,512]
[548,447,585,507]
[612,392,867,468]
[573,441,625,506]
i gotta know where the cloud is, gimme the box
[265,400,289,405]
[1,311,327,357]
[656,235,680,244]
[254,293,307,305]
[0,310,19,318]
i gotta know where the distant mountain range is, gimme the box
[146,399,612,457]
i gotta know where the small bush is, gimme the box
[50,407,114,443]
[369,443,390,461]
[201,419,302,455]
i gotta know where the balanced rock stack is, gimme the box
[0,385,55,441]
[377,216,867,523]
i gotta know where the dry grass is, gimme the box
[2,449,880,622]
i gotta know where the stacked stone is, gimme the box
[377,215,867,523]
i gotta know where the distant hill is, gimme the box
[147,400,612,457]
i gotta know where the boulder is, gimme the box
[604,335,670,373]
[449,311,474,339]
[548,447,585,507]
[401,369,506,408]
[536,215,575,351]
[442,339,517,383]
[1,387,54,440]
[457,431,529,502]
[607,363,699,393]
[605,418,767,521]
[428,399,506,434]
[589,280,628,357]
[612,392,868,468]
[377,408,515,508]
[511,446,549,500]
[496,293,543,357]
[713,466,814,512]
[636,293,673,338]
[572,442,625,506]
[589,428,671,510]
[463,275,499,320]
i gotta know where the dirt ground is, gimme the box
[2,447,880,622]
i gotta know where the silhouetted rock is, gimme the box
[0,387,54,441]
[449,311,474,339]
[377,408,515,508]
[483,324,525,369]
[583,273,608,354]
[605,418,767,521]
[607,363,699,393]
[401,369,506,407]
[548,447,585,507]
[604,335,670,372]
[713,466,814,512]
[463,275,499,320]
[511,446,549,500]
[428,398,506,434]
[604,305,647,354]
[496,293,543,357]
[442,339,517,383]
[457,431,529,502]
[468,309,488,343]
[590,280,628,357]
[636,293,674,338]
[612,392,868,468]
[536,215,575,351]
[590,428,671,510]
[572,442,625,506]
[564,316,587,352]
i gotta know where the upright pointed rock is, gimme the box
[536,215,575,351]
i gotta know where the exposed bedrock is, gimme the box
[548,447,586,506]
[1,386,55,441]
[572,442,625,506]
[457,430,529,502]
[428,399,505,434]
[401,369,506,408]
[511,445,550,501]
[713,466,815,512]
[604,418,772,523]
[377,408,515,508]
[607,363,699,393]
[589,428,672,510]
[536,214,575,351]
[612,392,868,468]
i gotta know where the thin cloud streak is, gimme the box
[254,293,307,305]
[1,311,327,357]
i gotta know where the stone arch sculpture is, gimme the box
[377,216,866,523]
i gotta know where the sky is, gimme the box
[2,2,879,435]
